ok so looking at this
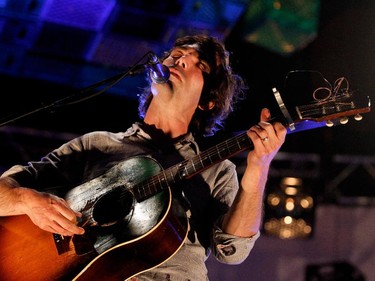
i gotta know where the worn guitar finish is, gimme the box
[0,87,370,281]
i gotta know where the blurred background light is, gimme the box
[238,0,320,55]
[263,176,316,239]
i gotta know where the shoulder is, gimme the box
[78,122,143,144]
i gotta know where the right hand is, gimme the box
[18,188,85,236]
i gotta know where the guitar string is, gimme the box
[126,132,251,202]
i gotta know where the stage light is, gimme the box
[263,176,315,239]
[238,0,320,55]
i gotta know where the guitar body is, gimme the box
[0,156,189,281]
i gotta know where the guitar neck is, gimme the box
[133,132,252,201]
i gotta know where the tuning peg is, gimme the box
[326,120,334,127]
[340,117,349,124]
[354,114,363,121]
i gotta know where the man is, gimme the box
[0,35,286,280]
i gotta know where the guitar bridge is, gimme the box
[53,232,97,256]
[53,233,72,255]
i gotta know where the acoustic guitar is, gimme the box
[0,84,371,281]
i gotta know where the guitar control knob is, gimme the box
[326,120,334,127]
[340,117,349,124]
[354,114,363,121]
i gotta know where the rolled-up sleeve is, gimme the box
[212,225,260,264]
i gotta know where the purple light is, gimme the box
[41,0,116,31]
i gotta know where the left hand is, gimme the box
[246,108,287,168]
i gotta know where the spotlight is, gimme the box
[263,177,315,239]
[239,0,320,55]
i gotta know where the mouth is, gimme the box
[169,69,181,81]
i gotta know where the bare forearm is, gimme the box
[0,176,24,216]
[0,176,84,235]
[222,165,268,237]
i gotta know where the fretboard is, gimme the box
[133,132,253,201]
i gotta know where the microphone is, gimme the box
[147,52,170,84]
[127,52,170,84]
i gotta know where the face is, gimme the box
[151,47,211,111]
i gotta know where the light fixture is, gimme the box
[263,176,315,239]
[238,0,320,56]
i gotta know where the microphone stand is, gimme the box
[0,52,152,127]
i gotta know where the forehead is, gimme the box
[171,46,200,55]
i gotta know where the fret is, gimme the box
[177,162,187,179]
[183,164,188,178]
[236,133,251,151]
[198,155,204,169]
[235,135,243,150]
[189,158,197,173]
[169,166,178,183]
[228,139,240,154]
[173,164,182,181]
[157,175,163,192]
[144,181,153,197]
[207,152,213,163]
[193,155,205,171]
[162,169,175,185]
[160,175,169,189]
[132,185,140,201]
[209,148,222,163]
[137,184,146,199]
[200,154,213,167]
[215,144,222,159]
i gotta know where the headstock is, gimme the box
[294,90,370,123]
[272,74,371,134]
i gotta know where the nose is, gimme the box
[175,55,187,68]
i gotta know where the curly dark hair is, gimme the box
[138,35,247,136]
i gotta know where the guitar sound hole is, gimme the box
[92,187,134,227]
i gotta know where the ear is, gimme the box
[198,101,215,111]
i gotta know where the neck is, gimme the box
[143,102,194,139]
[143,117,189,139]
